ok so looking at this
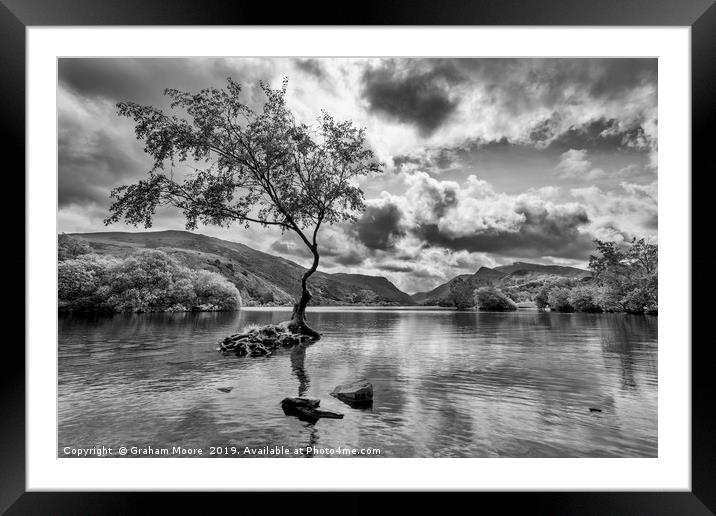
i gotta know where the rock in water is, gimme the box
[331,381,374,407]
[309,408,344,419]
[217,387,233,393]
[281,397,321,409]
[280,397,343,423]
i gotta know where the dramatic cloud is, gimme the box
[570,182,658,242]
[536,117,654,153]
[294,58,327,80]
[394,172,594,260]
[349,169,655,273]
[399,59,654,149]
[58,88,150,207]
[361,60,462,136]
[353,200,406,251]
[59,58,280,106]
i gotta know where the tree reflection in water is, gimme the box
[600,315,657,391]
[289,342,319,456]
[290,343,311,397]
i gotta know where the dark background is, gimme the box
[3,0,713,513]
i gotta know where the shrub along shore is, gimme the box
[58,235,241,313]
[449,238,657,315]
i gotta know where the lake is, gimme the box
[58,307,657,458]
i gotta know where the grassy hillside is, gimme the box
[472,266,508,283]
[331,273,414,305]
[69,230,414,306]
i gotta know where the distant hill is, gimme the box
[411,262,590,305]
[411,274,472,305]
[411,266,511,305]
[331,273,414,305]
[494,262,590,278]
[472,266,508,283]
[69,230,414,307]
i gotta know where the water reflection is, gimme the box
[599,315,658,392]
[290,344,311,397]
[287,342,321,456]
[59,309,657,458]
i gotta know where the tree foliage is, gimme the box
[58,234,92,261]
[108,78,380,235]
[526,239,657,314]
[58,249,240,312]
[475,287,517,311]
[535,285,550,311]
[449,278,477,310]
[349,289,379,304]
[547,287,574,313]
[568,285,602,313]
[588,238,657,313]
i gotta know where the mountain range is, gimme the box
[68,230,589,306]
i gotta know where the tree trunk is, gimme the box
[287,246,321,339]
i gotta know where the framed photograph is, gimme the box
[6,0,713,512]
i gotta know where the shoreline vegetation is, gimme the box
[58,235,241,313]
[446,238,657,315]
[58,233,657,316]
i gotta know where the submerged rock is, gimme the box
[330,380,373,408]
[281,397,344,423]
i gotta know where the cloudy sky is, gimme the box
[58,58,657,293]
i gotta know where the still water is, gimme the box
[58,308,657,458]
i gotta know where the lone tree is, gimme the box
[105,78,382,337]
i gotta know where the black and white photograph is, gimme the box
[57,57,658,459]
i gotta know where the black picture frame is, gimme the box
[4,0,712,513]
